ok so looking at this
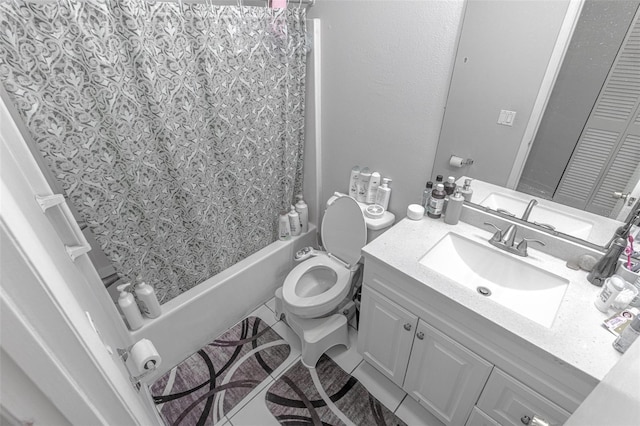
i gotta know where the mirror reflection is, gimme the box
[435,0,640,248]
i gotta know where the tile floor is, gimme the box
[211,298,445,426]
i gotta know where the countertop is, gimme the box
[362,215,623,382]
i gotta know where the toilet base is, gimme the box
[274,288,350,368]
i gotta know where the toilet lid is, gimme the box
[321,196,367,266]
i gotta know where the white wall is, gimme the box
[309,0,465,219]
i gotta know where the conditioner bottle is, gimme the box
[117,283,143,331]
[135,280,161,319]
[295,194,309,233]
[288,205,301,236]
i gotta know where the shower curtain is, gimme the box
[0,0,306,302]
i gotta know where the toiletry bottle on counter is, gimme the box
[421,181,433,211]
[348,166,360,199]
[288,205,301,236]
[375,178,392,211]
[135,280,161,319]
[117,283,144,330]
[613,313,640,353]
[435,175,444,185]
[279,210,291,240]
[594,275,625,312]
[357,167,371,203]
[366,172,381,204]
[427,183,446,219]
[295,194,309,233]
[443,176,456,195]
[444,188,464,225]
[460,178,473,202]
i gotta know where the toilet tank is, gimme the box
[325,192,395,244]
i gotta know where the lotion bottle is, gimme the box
[460,178,473,202]
[348,166,360,199]
[295,194,309,233]
[117,283,143,330]
[288,205,301,236]
[135,280,161,319]
[366,172,381,204]
[375,178,392,211]
[444,188,464,225]
[357,168,371,203]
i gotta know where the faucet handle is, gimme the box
[484,222,503,242]
[517,238,545,255]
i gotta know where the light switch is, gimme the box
[497,109,517,126]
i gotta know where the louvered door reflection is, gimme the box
[554,8,640,217]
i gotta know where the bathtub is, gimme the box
[131,224,316,379]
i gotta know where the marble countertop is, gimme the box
[362,214,623,381]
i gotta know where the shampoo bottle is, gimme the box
[135,280,161,319]
[460,178,473,202]
[427,183,446,219]
[117,283,143,330]
[357,168,371,203]
[444,188,464,225]
[278,210,291,240]
[366,172,381,204]
[288,205,301,236]
[348,166,360,199]
[375,178,392,211]
[295,194,309,233]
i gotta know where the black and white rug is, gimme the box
[265,354,407,426]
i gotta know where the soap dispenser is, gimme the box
[117,283,144,330]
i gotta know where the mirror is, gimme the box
[434,0,640,249]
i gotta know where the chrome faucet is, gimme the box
[484,222,545,257]
[521,199,538,221]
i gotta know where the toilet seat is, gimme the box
[282,254,351,318]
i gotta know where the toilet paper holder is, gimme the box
[449,155,474,168]
[118,343,158,390]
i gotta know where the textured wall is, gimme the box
[309,0,465,220]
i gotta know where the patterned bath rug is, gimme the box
[265,355,407,426]
[150,316,290,425]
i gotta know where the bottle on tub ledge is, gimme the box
[295,194,309,233]
[135,278,162,319]
[278,210,291,241]
[288,205,301,236]
[117,283,144,330]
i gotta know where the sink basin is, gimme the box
[480,192,594,239]
[419,233,569,327]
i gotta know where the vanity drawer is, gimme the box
[477,368,570,426]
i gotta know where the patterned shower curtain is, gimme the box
[0,0,306,302]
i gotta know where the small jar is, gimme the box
[594,275,625,312]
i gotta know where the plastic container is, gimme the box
[375,178,392,211]
[348,166,360,199]
[421,181,433,211]
[594,275,626,312]
[444,188,464,225]
[366,172,381,204]
[613,314,640,353]
[357,168,371,203]
[135,280,162,319]
[288,205,301,236]
[460,178,473,202]
[407,204,425,220]
[427,183,446,219]
[295,194,309,233]
[117,283,143,330]
[278,210,291,240]
[443,176,456,195]
[611,279,639,311]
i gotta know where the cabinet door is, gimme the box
[465,407,501,426]
[357,287,418,386]
[404,320,493,426]
[477,368,570,426]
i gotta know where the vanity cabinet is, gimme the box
[358,260,585,426]
[357,287,417,386]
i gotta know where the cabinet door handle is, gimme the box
[416,331,424,340]
[522,415,549,426]
[403,323,412,331]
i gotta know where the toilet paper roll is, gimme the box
[130,338,161,375]
[449,155,464,168]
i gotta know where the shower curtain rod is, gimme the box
[171,0,315,7]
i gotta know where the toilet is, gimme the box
[274,193,394,367]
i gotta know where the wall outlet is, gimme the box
[497,110,516,126]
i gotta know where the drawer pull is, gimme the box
[403,323,412,331]
[416,331,424,340]
[521,415,549,426]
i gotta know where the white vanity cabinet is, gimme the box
[357,287,418,386]
[358,258,595,426]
